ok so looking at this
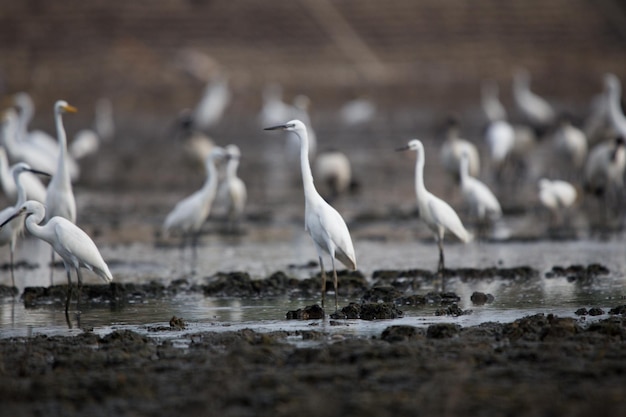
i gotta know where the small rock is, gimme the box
[575,308,588,316]
[470,292,494,305]
[381,325,422,343]
[426,323,460,339]
[286,304,325,320]
[169,316,186,330]
[588,307,604,316]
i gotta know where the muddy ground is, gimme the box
[1,262,625,417]
[1,312,625,417]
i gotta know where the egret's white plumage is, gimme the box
[339,97,376,126]
[0,147,47,203]
[265,120,356,311]
[314,150,352,201]
[163,147,227,266]
[481,80,507,122]
[440,118,480,181]
[175,109,216,168]
[485,120,516,168]
[13,93,80,180]
[584,137,626,197]
[218,144,247,228]
[94,97,115,141]
[552,117,588,169]
[605,73,626,137]
[399,139,471,277]
[193,73,231,131]
[538,178,577,211]
[45,100,78,285]
[512,68,556,131]
[70,129,100,160]
[0,163,50,287]
[258,83,293,127]
[1,200,112,312]
[459,152,502,224]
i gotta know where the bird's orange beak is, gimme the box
[63,104,78,113]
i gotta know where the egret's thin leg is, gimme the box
[191,233,199,274]
[437,238,446,293]
[319,256,327,309]
[64,266,72,313]
[10,246,15,290]
[50,249,55,286]
[331,258,339,312]
[76,268,83,311]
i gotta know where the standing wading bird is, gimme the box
[217,144,247,232]
[0,147,47,203]
[538,178,578,227]
[459,151,502,238]
[0,200,112,313]
[0,164,50,288]
[439,117,480,183]
[397,139,472,289]
[45,100,78,285]
[265,120,356,312]
[163,147,227,272]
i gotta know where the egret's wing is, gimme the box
[317,201,356,270]
[428,197,471,243]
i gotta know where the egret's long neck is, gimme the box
[24,211,47,243]
[54,110,69,175]
[203,157,219,200]
[17,108,30,141]
[608,81,626,136]
[226,159,238,180]
[459,157,469,185]
[414,148,426,197]
[297,129,317,202]
[13,172,27,206]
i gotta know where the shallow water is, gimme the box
[1,230,625,341]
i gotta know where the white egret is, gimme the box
[485,119,515,172]
[218,144,247,231]
[193,73,231,131]
[0,147,47,203]
[584,136,626,198]
[13,93,80,180]
[538,178,577,224]
[552,116,588,171]
[94,97,115,142]
[70,129,100,160]
[314,149,352,201]
[163,147,227,269]
[398,139,472,281]
[258,83,293,127]
[175,109,216,169]
[45,100,78,285]
[459,151,502,236]
[339,97,376,126]
[481,80,507,122]
[0,200,112,312]
[69,97,116,161]
[512,68,556,134]
[439,118,480,182]
[265,120,356,312]
[605,73,626,137]
[0,164,50,287]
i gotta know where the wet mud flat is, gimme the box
[0,312,626,417]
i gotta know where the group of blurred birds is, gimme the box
[0,48,625,309]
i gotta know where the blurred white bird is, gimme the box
[0,163,50,287]
[481,80,507,122]
[605,73,626,137]
[175,109,216,169]
[459,151,502,236]
[163,147,227,270]
[314,149,352,202]
[265,120,356,312]
[584,136,626,198]
[538,178,578,227]
[94,97,115,142]
[69,97,116,160]
[398,139,472,282]
[13,93,80,180]
[193,73,231,131]
[440,117,480,182]
[552,116,588,171]
[45,100,78,285]
[0,147,47,203]
[0,200,112,313]
[217,144,247,231]
[258,83,293,127]
[339,97,376,126]
[512,68,556,134]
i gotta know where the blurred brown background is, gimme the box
[1,0,625,193]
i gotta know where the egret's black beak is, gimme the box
[27,168,51,178]
[395,145,410,152]
[264,124,288,131]
[0,207,24,229]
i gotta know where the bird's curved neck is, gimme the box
[459,157,469,184]
[54,109,69,169]
[608,82,626,135]
[297,129,317,202]
[17,108,31,141]
[203,157,219,196]
[13,173,27,206]
[226,159,238,179]
[24,212,46,241]
[414,149,426,196]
